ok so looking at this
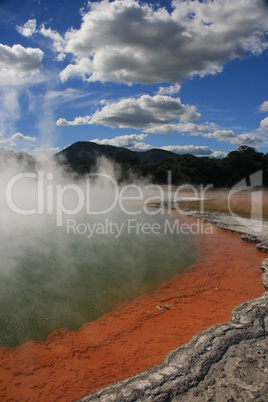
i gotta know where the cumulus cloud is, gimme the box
[258,117,268,133]
[157,84,181,96]
[0,132,36,148]
[0,44,44,82]
[40,24,66,61]
[0,138,16,147]
[16,19,37,37]
[203,129,236,140]
[57,94,200,129]
[161,144,226,158]
[203,129,265,146]
[60,57,92,81]
[229,133,266,146]
[90,95,200,128]
[59,0,268,84]
[160,145,225,158]
[161,145,214,156]
[92,134,151,151]
[210,151,228,159]
[91,133,225,157]
[144,122,218,135]
[16,19,66,61]
[259,101,268,113]
[56,116,90,126]
[146,122,266,147]
[11,132,36,142]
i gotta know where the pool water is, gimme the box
[0,211,196,347]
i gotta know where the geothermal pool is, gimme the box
[0,211,196,347]
[176,189,268,220]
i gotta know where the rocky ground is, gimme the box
[78,293,268,402]
[78,209,268,402]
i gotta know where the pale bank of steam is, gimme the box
[0,152,196,347]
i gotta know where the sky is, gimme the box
[0,0,268,158]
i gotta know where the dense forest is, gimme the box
[1,144,267,188]
[56,143,268,188]
[133,146,268,187]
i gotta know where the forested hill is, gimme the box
[55,142,268,187]
[55,141,180,166]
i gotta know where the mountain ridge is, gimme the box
[54,142,268,187]
[55,141,189,166]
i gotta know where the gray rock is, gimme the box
[262,273,268,290]
[77,293,268,402]
[260,259,268,273]
[241,233,259,243]
[176,336,268,402]
[257,241,268,253]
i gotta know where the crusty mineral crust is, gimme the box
[183,209,268,253]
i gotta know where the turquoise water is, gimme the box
[0,212,196,347]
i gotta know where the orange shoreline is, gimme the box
[0,214,266,402]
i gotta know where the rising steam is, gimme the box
[0,151,196,347]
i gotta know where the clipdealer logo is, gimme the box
[5,170,213,226]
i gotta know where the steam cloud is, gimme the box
[0,152,195,347]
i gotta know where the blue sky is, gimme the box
[0,0,268,158]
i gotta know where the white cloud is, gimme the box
[162,145,226,158]
[229,133,266,146]
[0,132,36,148]
[203,129,266,146]
[157,84,181,96]
[161,145,214,156]
[45,88,89,102]
[203,129,236,140]
[57,94,200,129]
[16,19,37,37]
[16,19,66,61]
[56,115,90,126]
[0,138,16,147]
[146,122,266,147]
[91,134,225,157]
[259,101,268,113]
[60,57,92,81]
[11,132,36,142]
[40,24,66,61]
[144,122,218,134]
[92,134,151,151]
[211,151,228,159]
[90,95,201,128]
[59,0,268,84]
[0,44,44,82]
[258,117,268,133]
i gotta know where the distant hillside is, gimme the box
[56,142,268,187]
[1,143,267,187]
[0,147,36,171]
[55,141,181,166]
